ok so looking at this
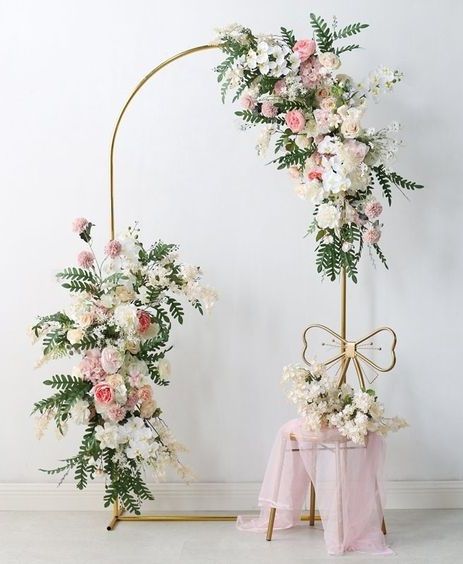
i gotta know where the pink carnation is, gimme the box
[307,167,323,181]
[240,93,256,110]
[138,385,153,402]
[364,200,383,220]
[72,217,89,234]
[125,390,139,410]
[285,109,306,133]
[293,39,316,62]
[363,227,381,245]
[107,405,126,423]
[105,239,122,258]
[274,79,286,95]
[77,250,94,269]
[261,101,278,118]
[93,382,114,404]
[299,57,321,88]
[80,349,106,384]
[137,310,151,334]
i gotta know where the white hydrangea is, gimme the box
[316,203,341,229]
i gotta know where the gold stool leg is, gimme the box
[309,481,316,526]
[266,507,277,541]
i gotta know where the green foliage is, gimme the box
[42,329,67,356]
[270,144,315,170]
[61,280,98,294]
[309,13,333,53]
[335,44,361,55]
[387,171,424,191]
[44,374,88,390]
[373,165,393,205]
[166,297,184,325]
[280,26,296,48]
[57,267,98,284]
[333,22,369,39]
[373,244,389,269]
[235,110,281,125]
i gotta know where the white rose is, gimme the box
[341,119,361,138]
[319,52,341,70]
[316,203,341,229]
[295,134,310,149]
[67,328,84,345]
[319,96,337,112]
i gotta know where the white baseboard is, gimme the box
[1,481,462,512]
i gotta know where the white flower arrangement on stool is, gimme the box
[282,362,407,445]
[32,219,217,514]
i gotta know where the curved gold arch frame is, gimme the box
[104,43,396,533]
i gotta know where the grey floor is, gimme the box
[0,510,462,563]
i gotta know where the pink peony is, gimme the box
[285,109,306,133]
[80,349,106,384]
[292,39,316,62]
[261,101,278,118]
[72,217,89,234]
[107,405,126,422]
[100,346,123,374]
[307,167,323,181]
[240,93,256,110]
[104,239,122,258]
[364,201,383,220]
[363,227,381,245]
[77,250,94,269]
[137,310,151,334]
[138,385,153,402]
[93,382,114,404]
[274,79,286,95]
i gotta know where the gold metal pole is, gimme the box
[109,43,220,239]
[339,267,347,384]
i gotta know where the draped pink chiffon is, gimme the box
[237,418,392,555]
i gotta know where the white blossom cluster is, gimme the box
[282,362,407,444]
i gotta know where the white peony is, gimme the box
[67,328,84,345]
[114,303,138,333]
[322,169,352,194]
[316,204,341,229]
[319,52,341,70]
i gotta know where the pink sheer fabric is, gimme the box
[237,418,392,555]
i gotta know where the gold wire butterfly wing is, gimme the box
[302,324,397,388]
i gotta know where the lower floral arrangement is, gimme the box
[32,218,216,514]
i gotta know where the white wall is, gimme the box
[1,0,462,491]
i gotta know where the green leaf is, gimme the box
[166,297,184,325]
[373,165,392,205]
[335,44,361,55]
[280,27,296,48]
[57,267,98,284]
[309,13,334,53]
[44,374,90,390]
[373,244,389,270]
[235,110,281,125]
[333,22,369,39]
[386,171,424,191]
[61,280,98,294]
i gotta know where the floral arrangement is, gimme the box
[282,362,407,444]
[32,218,217,513]
[215,14,423,282]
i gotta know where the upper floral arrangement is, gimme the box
[32,219,217,514]
[215,14,423,282]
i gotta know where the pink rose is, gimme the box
[72,217,89,234]
[307,167,323,181]
[273,79,286,95]
[107,405,126,422]
[100,346,123,374]
[138,385,152,402]
[293,39,316,62]
[364,201,383,220]
[363,227,381,245]
[137,310,151,334]
[344,139,369,162]
[285,109,306,133]
[261,101,278,118]
[93,382,114,404]
[240,93,256,110]
[77,250,94,269]
[80,349,106,384]
[104,239,122,258]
